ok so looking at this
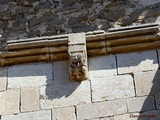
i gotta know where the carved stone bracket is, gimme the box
[68,33,89,82]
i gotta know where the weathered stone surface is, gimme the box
[40,80,91,109]
[134,70,160,96]
[61,0,79,6]
[52,107,76,120]
[129,8,144,21]
[29,14,58,26]
[0,0,159,40]
[0,22,8,29]
[34,2,52,10]
[117,50,158,74]
[1,110,51,120]
[138,0,160,6]
[0,68,7,91]
[8,63,53,88]
[68,13,88,25]
[127,96,155,112]
[0,0,11,4]
[145,8,160,18]
[53,61,70,83]
[103,11,125,21]
[91,75,135,102]
[45,19,65,26]
[73,26,96,33]
[89,55,117,78]
[21,88,39,112]
[0,90,20,115]
[16,7,31,14]
[68,33,86,45]
[55,6,80,12]
[77,99,127,120]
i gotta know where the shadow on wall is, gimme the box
[137,69,160,120]
[43,61,81,100]
[7,62,80,100]
[116,50,160,119]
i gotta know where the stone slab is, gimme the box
[8,63,53,88]
[68,44,86,53]
[40,80,91,109]
[117,50,158,74]
[68,33,86,45]
[91,75,135,102]
[53,61,70,83]
[134,70,160,96]
[1,110,51,120]
[77,99,127,120]
[52,107,76,120]
[0,68,7,91]
[0,89,20,115]
[127,96,155,112]
[89,55,117,78]
[21,88,39,112]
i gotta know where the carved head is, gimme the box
[70,53,82,68]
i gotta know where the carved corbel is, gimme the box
[68,33,89,82]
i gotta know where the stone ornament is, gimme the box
[68,33,89,82]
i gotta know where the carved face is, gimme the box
[70,54,82,68]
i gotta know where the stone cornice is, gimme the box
[0,23,159,67]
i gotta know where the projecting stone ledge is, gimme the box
[0,23,159,67]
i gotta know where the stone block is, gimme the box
[117,51,158,74]
[0,68,7,91]
[21,88,39,112]
[52,107,76,120]
[68,45,86,53]
[138,0,160,6]
[89,55,117,78]
[40,80,91,109]
[91,75,135,102]
[134,70,160,96]
[8,63,53,88]
[127,96,155,112]
[68,33,86,45]
[53,61,70,83]
[1,110,51,120]
[77,99,127,120]
[0,89,20,115]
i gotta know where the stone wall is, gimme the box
[0,49,160,120]
[0,0,159,41]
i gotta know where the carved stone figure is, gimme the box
[69,51,88,81]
